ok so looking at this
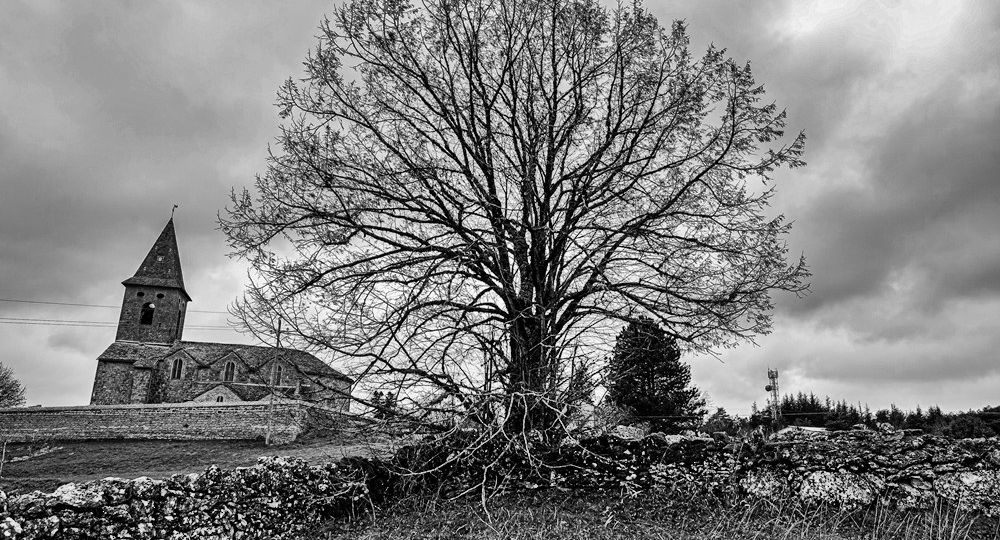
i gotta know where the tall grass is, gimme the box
[309,491,1000,540]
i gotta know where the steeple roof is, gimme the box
[122,218,191,301]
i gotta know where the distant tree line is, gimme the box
[698,393,1000,439]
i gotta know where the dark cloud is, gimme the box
[2,1,999,413]
[0,1,329,404]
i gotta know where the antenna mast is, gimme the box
[765,369,780,425]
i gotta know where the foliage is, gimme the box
[221,0,808,434]
[0,362,25,408]
[606,318,706,433]
[943,414,996,439]
[701,407,744,436]
[742,392,999,439]
[370,390,398,420]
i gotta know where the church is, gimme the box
[90,218,352,409]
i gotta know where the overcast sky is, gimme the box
[1,1,998,414]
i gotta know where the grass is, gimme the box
[0,434,388,494]
[307,490,1000,540]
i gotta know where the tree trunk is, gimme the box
[505,314,558,434]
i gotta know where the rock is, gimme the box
[50,482,106,510]
[612,425,646,440]
[876,422,896,434]
[799,471,878,509]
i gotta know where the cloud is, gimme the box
[0,1,330,405]
[1,1,999,415]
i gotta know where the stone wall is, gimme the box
[0,400,346,445]
[0,456,374,539]
[393,428,1000,516]
[1,430,1000,538]
[88,361,133,406]
[116,285,187,344]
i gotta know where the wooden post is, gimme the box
[265,319,282,446]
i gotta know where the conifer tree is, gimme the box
[606,318,705,433]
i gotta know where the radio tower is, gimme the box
[764,369,780,424]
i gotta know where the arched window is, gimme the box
[170,357,183,379]
[223,361,236,382]
[140,302,155,325]
[272,365,283,386]
[216,396,224,403]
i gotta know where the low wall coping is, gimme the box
[0,398,314,414]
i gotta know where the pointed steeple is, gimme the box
[122,218,192,301]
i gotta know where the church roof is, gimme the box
[97,340,352,381]
[121,218,191,301]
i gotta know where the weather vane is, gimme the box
[171,204,179,218]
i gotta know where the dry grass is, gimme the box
[308,491,1000,540]
[0,435,389,494]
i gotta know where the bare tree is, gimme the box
[222,0,808,434]
[0,362,26,408]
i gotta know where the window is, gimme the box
[140,302,155,325]
[136,291,145,297]
[272,365,283,386]
[223,361,236,382]
[170,357,183,379]
[216,396,224,403]
[156,293,164,299]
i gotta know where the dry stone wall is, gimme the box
[0,457,374,539]
[0,400,342,445]
[2,428,1000,539]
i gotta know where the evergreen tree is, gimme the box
[606,318,706,433]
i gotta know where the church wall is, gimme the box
[89,361,134,405]
[190,385,243,403]
[129,369,152,404]
[0,400,345,444]
[150,353,202,403]
[115,285,187,344]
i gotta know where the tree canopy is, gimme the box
[0,361,26,408]
[222,0,808,432]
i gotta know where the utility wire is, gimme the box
[0,297,229,314]
[0,321,235,330]
[0,316,233,330]
[0,316,227,327]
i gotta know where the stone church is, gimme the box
[90,218,352,409]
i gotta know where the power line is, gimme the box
[0,316,233,330]
[0,297,230,314]
[0,321,236,330]
[0,322,236,330]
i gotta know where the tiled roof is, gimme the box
[98,341,172,363]
[121,218,191,301]
[98,340,352,381]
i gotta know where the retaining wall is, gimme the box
[0,400,340,444]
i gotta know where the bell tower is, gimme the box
[115,218,192,343]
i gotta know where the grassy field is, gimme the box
[310,491,1000,540]
[0,434,387,494]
